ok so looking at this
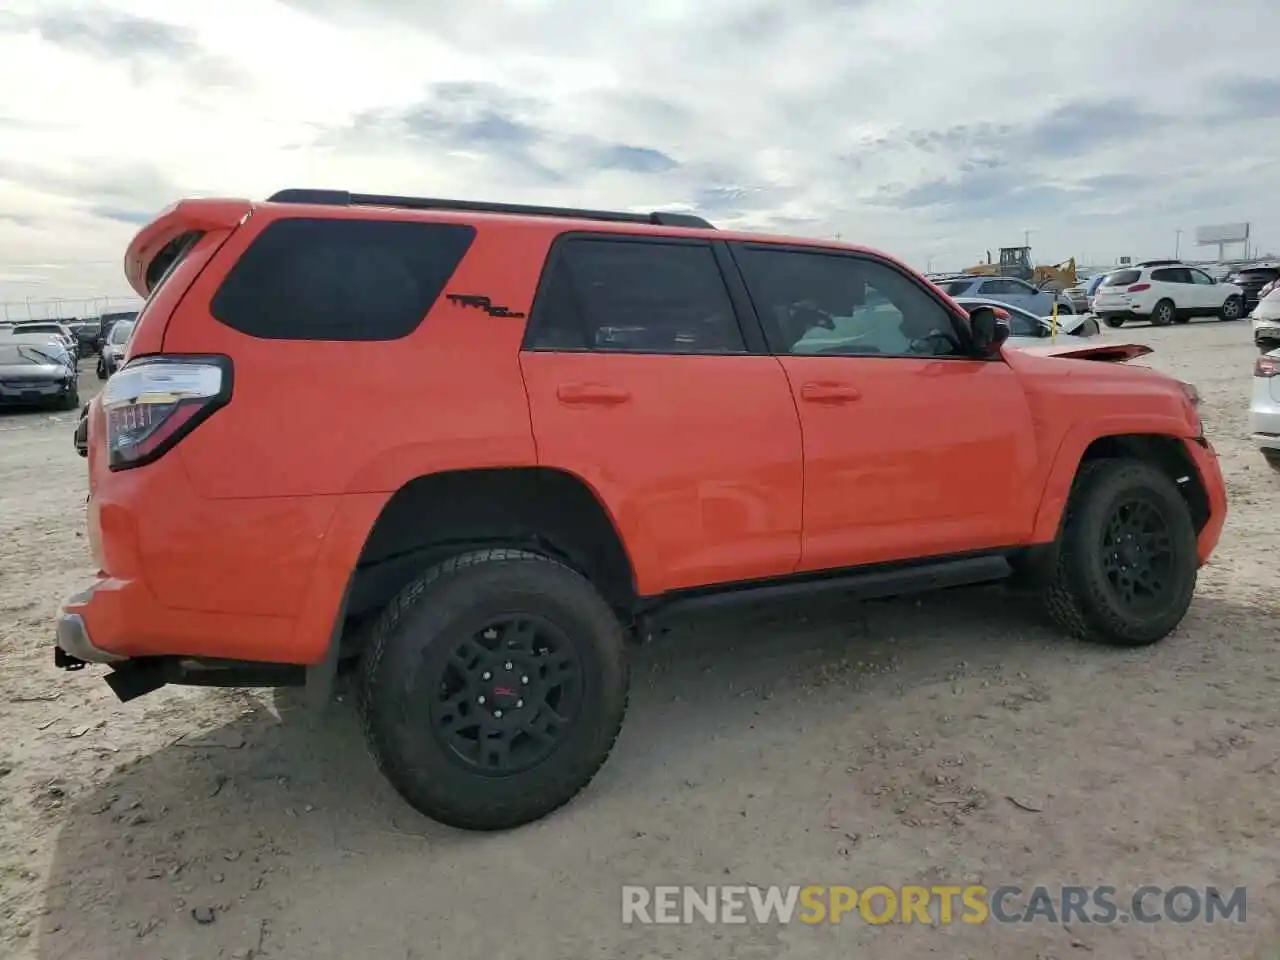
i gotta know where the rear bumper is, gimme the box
[55,585,126,664]
[1185,438,1227,566]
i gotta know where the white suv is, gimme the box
[1092,263,1244,328]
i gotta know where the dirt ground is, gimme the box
[1,322,1277,960]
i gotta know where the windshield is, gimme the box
[0,343,63,365]
[108,321,135,345]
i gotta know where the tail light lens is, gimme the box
[1256,356,1279,378]
[1127,283,1151,293]
[101,356,231,470]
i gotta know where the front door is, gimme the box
[519,235,804,596]
[728,243,1040,572]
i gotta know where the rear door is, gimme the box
[1150,267,1192,309]
[1187,268,1221,311]
[728,243,1039,571]
[519,234,803,596]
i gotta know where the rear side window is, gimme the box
[943,280,974,296]
[211,218,477,341]
[1104,270,1141,286]
[1151,268,1189,283]
[527,238,746,354]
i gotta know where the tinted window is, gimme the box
[528,239,745,354]
[735,248,961,357]
[1189,270,1215,285]
[978,279,1019,295]
[211,218,477,341]
[108,322,135,345]
[1104,270,1141,286]
[997,305,1043,337]
[943,280,974,296]
[1151,268,1190,283]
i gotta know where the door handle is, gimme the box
[800,382,862,403]
[556,383,631,405]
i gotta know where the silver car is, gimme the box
[97,319,135,380]
[1250,348,1280,472]
[0,338,80,410]
[938,276,1076,316]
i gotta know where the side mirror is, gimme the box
[967,305,1010,356]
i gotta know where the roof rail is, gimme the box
[265,188,715,230]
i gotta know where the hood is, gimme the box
[0,362,66,379]
[1008,341,1153,363]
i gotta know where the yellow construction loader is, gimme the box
[964,247,1077,290]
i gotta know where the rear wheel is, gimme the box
[1043,459,1197,647]
[1150,299,1176,326]
[1103,315,1127,328]
[357,548,629,831]
[1220,295,1243,321]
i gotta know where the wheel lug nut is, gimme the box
[504,661,513,670]
[477,696,486,705]
[521,675,529,684]
[482,672,491,680]
[516,699,524,708]
[494,709,504,718]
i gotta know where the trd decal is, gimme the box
[446,293,527,318]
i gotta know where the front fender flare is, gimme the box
[1029,414,1197,544]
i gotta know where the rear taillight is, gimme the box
[101,356,231,470]
[1127,283,1151,293]
[1256,356,1279,378]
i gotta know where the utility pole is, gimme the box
[1174,228,1182,259]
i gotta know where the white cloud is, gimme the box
[0,0,1277,312]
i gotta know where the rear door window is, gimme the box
[210,218,477,340]
[942,279,975,296]
[1152,268,1191,284]
[527,238,746,354]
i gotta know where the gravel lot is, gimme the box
[1,321,1277,960]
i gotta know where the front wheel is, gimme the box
[1150,300,1176,326]
[357,548,629,831]
[1220,296,1243,321]
[1042,459,1198,647]
[1103,316,1127,328]
[95,358,106,380]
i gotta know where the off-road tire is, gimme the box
[1042,458,1198,647]
[1103,316,1126,328]
[1150,299,1176,326]
[1220,296,1243,321]
[357,548,629,831]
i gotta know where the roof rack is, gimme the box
[266,188,715,230]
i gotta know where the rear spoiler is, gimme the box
[1016,342,1154,363]
[124,198,253,297]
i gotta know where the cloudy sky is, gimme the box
[0,0,1277,315]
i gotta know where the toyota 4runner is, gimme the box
[55,189,1226,830]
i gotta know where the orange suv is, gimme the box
[56,189,1226,830]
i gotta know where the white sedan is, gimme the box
[952,297,1101,349]
[1250,348,1280,472]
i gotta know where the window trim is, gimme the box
[724,241,986,361]
[521,232,766,355]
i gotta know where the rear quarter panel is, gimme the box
[160,208,547,499]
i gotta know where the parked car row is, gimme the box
[932,274,1077,317]
[0,320,81,362]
